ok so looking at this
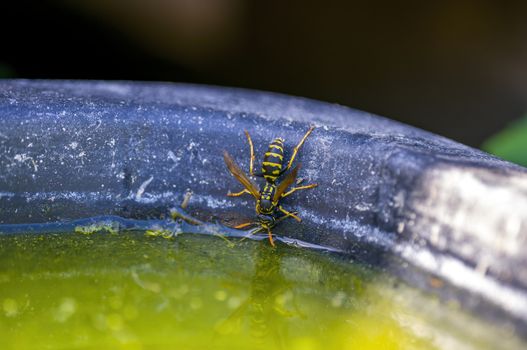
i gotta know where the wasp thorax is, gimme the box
[257,214,276,228]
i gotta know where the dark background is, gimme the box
[2,0,527,147]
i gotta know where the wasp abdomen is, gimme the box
[261,138,284,182]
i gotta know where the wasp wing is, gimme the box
[223,151,261,199]
[273,164,300,203]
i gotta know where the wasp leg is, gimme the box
[244,130,256,176]
[227,188,252,197]
[284,125,315,172]
[234,221,257,229]
[213,233,235,248]
[239,226,264,243]
[170,207,204,225]
[267,227,276,247]
[251,226,265,234]
[278,206,302,222]
[281,183,318,198]
[276,211,297,223]
[181,190,193,209]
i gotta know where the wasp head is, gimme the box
[258,198,274,213]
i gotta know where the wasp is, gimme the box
[223,126,317,247]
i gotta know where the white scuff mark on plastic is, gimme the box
[354,203,371,211]
[416,167,527,258]
[132,191,177,204]
[92,119,102,131]
[191,193,237,209]
[17,190,179,204]
[107,138,116,148]
[395,242,527,322]
[297,207,394,248]
[110,150,116,169]
[93,82,131,95]
[168,150,180,171]
[0,192,15,199]
[23,191,114,202]
[135,176,154,200]
[14,153,38,172]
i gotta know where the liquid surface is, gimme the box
[0,232,524,350]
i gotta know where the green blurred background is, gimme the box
[1,0,526,165]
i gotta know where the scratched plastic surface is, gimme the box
[0,232,524,350]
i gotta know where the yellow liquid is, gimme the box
[0,232,523,349]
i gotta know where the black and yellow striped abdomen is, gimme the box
[261,138,284,182]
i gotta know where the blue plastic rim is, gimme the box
[1,79,527,335]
